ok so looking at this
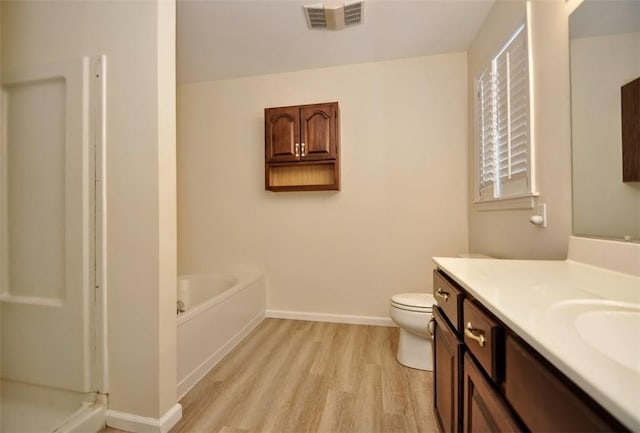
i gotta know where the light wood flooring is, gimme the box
[102,318,437,433]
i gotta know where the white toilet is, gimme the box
[389,292,436,371]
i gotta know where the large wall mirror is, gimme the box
[570,0,640,242]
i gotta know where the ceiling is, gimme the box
[176,0,496,84]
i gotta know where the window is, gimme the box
[476,24,534,206]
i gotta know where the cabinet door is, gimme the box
[463,354,521,433]
[505,335,625,432]
[265,106,300,162]
[434,306,463,433]
[300,103,337,161]
[622,77,640,182]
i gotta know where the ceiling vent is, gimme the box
[304,1,364,30]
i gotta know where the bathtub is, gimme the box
[177,272,265,398]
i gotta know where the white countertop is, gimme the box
[432,257,640,431]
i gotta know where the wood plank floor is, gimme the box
[102,319,437,433]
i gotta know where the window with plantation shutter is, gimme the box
[476,24,534,205]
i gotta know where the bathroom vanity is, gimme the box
[432,255,639,433]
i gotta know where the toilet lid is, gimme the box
[391,293,435,312]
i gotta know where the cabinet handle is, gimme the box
[464,322,486,348]
[428,318,435,338]
[294,143,300,157]
[301,142,306,157]
[435,288,449,302]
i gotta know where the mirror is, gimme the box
[569,0,640,242]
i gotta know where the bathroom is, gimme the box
[0,0,638,432]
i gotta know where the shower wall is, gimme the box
[1,57,97,393]
[1,0,178,422]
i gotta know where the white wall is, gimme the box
[1,0,177,420]
[571,32,640,240]
[467,0,573,259]
[178,53,469,318]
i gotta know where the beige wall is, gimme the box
[0,4,2,424]
[178,53,469,318]
[571,32,640,240]
[1,0,177,419]
[467,0,573,259]
[156,0,178,416]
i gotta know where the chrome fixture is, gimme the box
[177,300,186,315]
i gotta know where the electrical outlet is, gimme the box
[535,203,547,228]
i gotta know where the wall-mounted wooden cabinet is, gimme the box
[264,102,340,191]
[621,77,639,182]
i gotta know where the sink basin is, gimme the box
[547,299,640,373]
[575,310,640,373]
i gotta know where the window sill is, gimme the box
[474,194,538,211]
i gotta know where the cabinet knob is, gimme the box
[294,143,300,157]
[464,322,486,348]
[436,288,449,302]
[301,142,306,157]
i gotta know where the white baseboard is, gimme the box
[177,311,265,400]
[265,310,395,327]
[105,403,182,433]
[56,401,106,433]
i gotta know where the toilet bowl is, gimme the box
[389,292,436,371]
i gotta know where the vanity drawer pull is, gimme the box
[465,322,486,348]
[435,288,449,302]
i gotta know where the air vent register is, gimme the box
[304,1,363,30]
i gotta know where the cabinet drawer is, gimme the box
[505,335,626,432]
[463,300,504,382]
[433,270,463,332]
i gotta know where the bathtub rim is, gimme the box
[177,271,263,325]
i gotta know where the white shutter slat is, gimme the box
[478,67,495,189]
[511,149,528,161]
[510,130,527,142]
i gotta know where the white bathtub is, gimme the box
[177,272,265,398]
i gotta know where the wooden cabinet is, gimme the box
[621,77,639,182]
[434,268,629,433]
[463,354,520,433]
[504,335,626,432]
[434,306,463,433]
[264,102,340,191]
[264,103,338,163]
